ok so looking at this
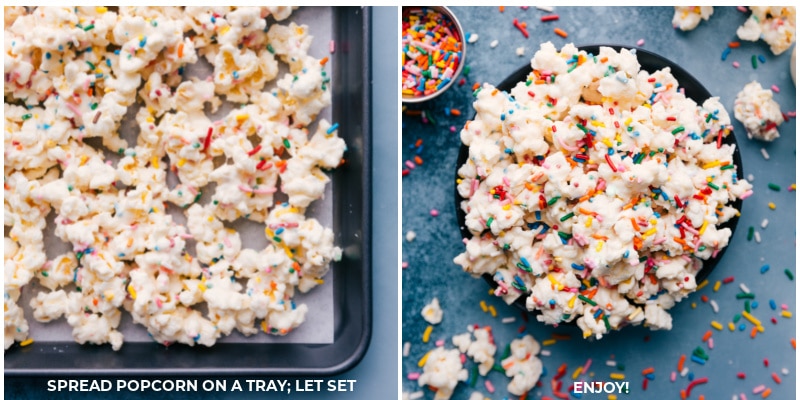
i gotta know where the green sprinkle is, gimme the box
[733,313,741,323]
[671,126,685,135]
[469,365,478,387]
[266,44,275,54]
[785,269,794,280]
[745,300,751,313]
[736,292,755,299]
[751,55,758,69]
[90,103,98,110]
[283,138,291,149]
[547,196,561,206]
[768,183,781,191]
[721,164,734,170]
[560,212,575,222]
[707,182,719,190]
[616,363,625,371]
[747,226,754,241]
[41,271,49,277]
[463,65,471,76]
[83,24,94,31]
[193,192,202,203]
[21,114,32,121]
[603,315,611,331]
[86,60,95,70]
[578,294,597,306]
[273,236,282,243]
[486,217,494,228]
[492,364,505,373]
[557,231,572,241]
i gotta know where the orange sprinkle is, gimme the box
[178,43,184,58]
[499,6,505,12]
[641,367,655,375]
[554,28,568,38]
[472,82,481,91]
[677,354,686,372]
[792,338,796,349]
[591,233,609,241]
[600,57,608,63]
[320,56,329,66]
[702,330,712,342]
[578,208,597,216]
[751,327,758,338]
[631,218,640,232]
[728,41,740,48]
[450,109,461,116]
[414,156,423,165]
[762,388,771,398]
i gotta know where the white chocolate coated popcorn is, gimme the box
[736,6,796,55]
[734,81,783,142]
[421,297,443,325]
[672,6,713,31]
[4,7,344,351]
[417,347,469,400]
[501,335,543,396]
[455,43,752,340]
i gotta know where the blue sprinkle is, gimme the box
[721,47,731,61]
[106,59,112,67]
[500,113,506,121]
[232,70,239,79]
[416,145,424,154]
[615,74,629,83]
[549,299,556,305]
[275,227,284,235]
[751,301,759,309]
[326,123,339,134]
[760,264,770,274]
[758,54,766,63]
[738,323,747,331]
[571,263,584,271]
[444,107,450,115]
[520,257,530,268]
[645,373,655,381]
[436,78,450,90]
[535,211,541,220]
[624,250,630,258]
[45,52,51,59]
[769,299,777,310]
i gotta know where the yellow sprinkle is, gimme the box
[542,339,557,346]
[590,120,605,128]
[728,322,735,331]
[624,117,632,125]
[610,373,625,380]
[489,305,497,317]
[146,116,154,123]
[568,295,576,309]
[698,220,708,235]
[235,114,249,123]
[422,325,433,343]
[713,280,721,292]
[741,310,762,326]
[314,279,324,285]
[198,283,206,292]
[642,103,651,109]
[757,325,765,333]
[642,228,657,237]
[418,350,432,367]
[177,158,186,167]
[127,285,137,299]
[691,302,697,309]
[502,204,511,211]
[20,338,34,347]
[595,241,604,252]
[711,321,723,330]
[219,25,230,35]
[572,366,583,380]
[696,280,709,290]
[768,202,776,210]
[627,307,642,321]
[480,300,488,312]
[609,395,618,400]
[79,155,88,166]
[781,311,793,318]
[104,291,114,301]
[601,138,613,148]
[585,216,593,228]
[96,6,107,13]
[703,160,721,169]
[151,156,159,169]
[261,320,268,332]
[583,330,592,338]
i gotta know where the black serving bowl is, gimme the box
[455,44,744,314]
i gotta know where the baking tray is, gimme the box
[4,6,371,376]
[455,44,743,313]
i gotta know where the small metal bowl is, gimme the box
[401,6,466,103]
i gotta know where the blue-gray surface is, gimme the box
[402,6,795,400]
[4,6,399,400]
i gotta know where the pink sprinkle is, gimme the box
[708,337,714,349]
[460,353,466,363]
[407,372,420,380]
[753,384,765,394]
[637,38,645,46]
[771,84,780,93]
[733,61,740,68]
[436,339,445,346]
[738,6,748,12]
[670,371,677,382]
[430,209,439,217]
[782,304,788,310]
[450,125,457,133]
[402,262,408,269]
[485,380,495,393]
[252,187,278,195]
[66,102,83,117]
[405,160,416,169]
[238,184,254,193]
[155,298,163,308]
[223,236,232,247]
[740,393,747,400]
[329,40,335,54]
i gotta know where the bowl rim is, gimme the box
[454,43,744,317]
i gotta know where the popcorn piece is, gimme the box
[737,6,796,55]
[672,6,713,31]
[422,297,444,324]
[418,348,469,400]
[734,81,783,142]
[501,335,543,396]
